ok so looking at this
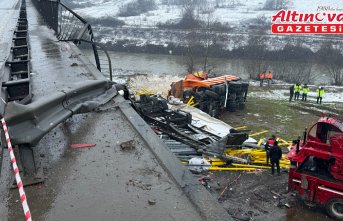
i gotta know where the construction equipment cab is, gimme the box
[287,116,343,220]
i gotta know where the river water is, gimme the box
[83,49,330,84]
[84,49,248,77]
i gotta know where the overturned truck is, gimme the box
[169,72,249,117]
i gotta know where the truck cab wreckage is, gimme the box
[287,115,343,220]
[169,71,249,117]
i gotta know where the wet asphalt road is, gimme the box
[0,1,20,219]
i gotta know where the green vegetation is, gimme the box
[219,86,341,141]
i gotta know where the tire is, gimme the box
[228,92,236,101]
[140,94,149,103]
[238,102,245,110]
[226,102,237,112]
[158,100,168,110]
[205,90,220,100]
[326,198,343,220]
[228,81,242,93]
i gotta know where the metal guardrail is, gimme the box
[4,80,117,146]
[2,0,32,109]
[31,0,112,80]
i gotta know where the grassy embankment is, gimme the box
[220,85,343,142]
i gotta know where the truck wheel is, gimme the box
[205,90,219,100]
[326,198,343,220]
[158,100,168,110]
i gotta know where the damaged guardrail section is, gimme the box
[3,80,117,146]
[31,0,102,72]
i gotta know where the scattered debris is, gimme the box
[148,199,156,206]
[120,140,135,151]
[126,179,151,191]
[219,172,243,198]
[69,54,79,58]
[271,190,281,197]
[198,176,211,188]
[70,62,78,66]
[188,157,211,173]
[70,143,96,149]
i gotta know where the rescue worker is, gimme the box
[316,86,325,104]
[294,83,302,100]
[266,71,273,86]
[289,85,294,102]
[269,141,282,175]
[259,72,265,87]
[264,135,276,165]
[302,84,310,102]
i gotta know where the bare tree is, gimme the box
[263,0,289,10]
[280,61,315,84]
[202,8,217,72]
[182,0,219,73]
[317,42,343,85]
[183,3,200,73]
[243,34,268,79]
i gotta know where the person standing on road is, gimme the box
[302,84,310,102]
[294,84,302,100]
[269,141,282,175]
[266,71,273,86]
[259,72,265,87]
[289,85,294,102]
[265,135,276,165]
[316,86,325,104]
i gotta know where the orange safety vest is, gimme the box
[267,73,273,79]
[260,73,265,79]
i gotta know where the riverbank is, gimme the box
[83,49,336,85]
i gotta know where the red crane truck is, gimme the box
[287,115,343,219]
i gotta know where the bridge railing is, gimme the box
[31,0,112,80]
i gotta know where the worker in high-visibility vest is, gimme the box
[259,72,265,87]
[294,84,302,100]
[266,71,273,86]
[302,84,310,102]
[264,135,277,165]
[316,87,325,104]
[193,71,207,80]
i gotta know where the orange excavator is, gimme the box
[169,71,249,117]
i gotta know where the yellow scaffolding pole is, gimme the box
[234,126,247,130]
[209,167,257,171]
[186,96,195,106]
[250,130,269,137]
[231,163,270,169]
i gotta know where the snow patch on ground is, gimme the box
[249,89,343,103]
[128,74,183,96]
[71,0,343,28]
